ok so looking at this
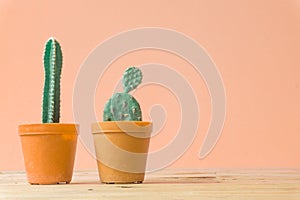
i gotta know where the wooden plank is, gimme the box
[0,169,299,200]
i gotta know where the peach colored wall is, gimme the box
[0,0,299,171]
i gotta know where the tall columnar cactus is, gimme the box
[103,67,143,121]
[42,37,63,123]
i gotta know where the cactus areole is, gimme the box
[103,67,143,121]
[42,37,63,123]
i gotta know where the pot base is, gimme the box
[105,181,143,184]
[97,161,145,184]
[30,181,70,185]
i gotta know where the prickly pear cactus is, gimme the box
[103,67,143,121]
[42,37,63,123]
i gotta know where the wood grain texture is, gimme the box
[0,169,299,200]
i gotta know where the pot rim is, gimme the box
[92,121,152,134]
[18,123,79,136]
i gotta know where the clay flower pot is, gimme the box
[18,123,78,185]
[92,121,152,184]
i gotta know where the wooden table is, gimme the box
[0,169,299,199]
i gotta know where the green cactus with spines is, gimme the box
[103,66,143,121]
[42,37,63,123]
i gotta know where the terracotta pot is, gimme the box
[92,121,152,184]
[18,123,78,185]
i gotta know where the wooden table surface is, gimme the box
[0,169,299,200]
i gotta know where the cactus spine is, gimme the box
[42,37,63,123]
[103,67,143,121]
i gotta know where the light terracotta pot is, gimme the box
[18,123,78,185]
[92,121,152,184]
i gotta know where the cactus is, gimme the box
[103,67,143,121]
[42,37,63,123]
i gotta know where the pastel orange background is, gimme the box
[0,0,299,171]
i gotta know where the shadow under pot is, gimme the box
[92,121,152,184]
[18,123,78,185]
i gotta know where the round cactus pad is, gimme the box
[122,67,142,93]
[103,93,142,121]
